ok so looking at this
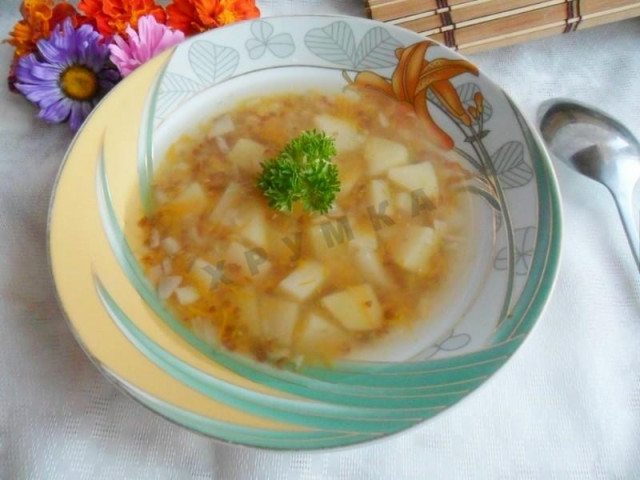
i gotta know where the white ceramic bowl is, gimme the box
[49,15,562,450]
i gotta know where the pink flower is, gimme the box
[109,14,184,77]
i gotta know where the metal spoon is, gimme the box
[538,98,640,272]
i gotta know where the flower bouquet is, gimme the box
[4,0,260,131]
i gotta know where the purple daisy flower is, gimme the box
[15,18,121,132]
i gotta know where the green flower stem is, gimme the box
[454,146,483,173]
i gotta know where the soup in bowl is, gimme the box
[127,67,490,366]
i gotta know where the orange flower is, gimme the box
[354,41,478,150]
[77,0,166,37]
[167,0,260,36]
[5,0,93,58]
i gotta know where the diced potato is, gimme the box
[260,295,299,345]
[308,223,330,260]
[190,258,217,288]
[314,114,363,153]
[175,182,206,206]
[239,206,268,249]
[157,275,182,300]
[389,225,437,274]
[395,191,412,216]
[175,286,200,305]
[228,138,266,174]
[226,241,271,281]
[320,284,382,331]
[368,179,394,216]
[387,162,439,201]
[349,220,378,252]
[278,261,327,301]
[297,311,344,348]
[210,182,243,223]
[365,137,409,176]
[161,237,181,255]
[354,250,394,289]
[207,115,235,137]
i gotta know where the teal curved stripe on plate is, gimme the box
[137,56,168,215]
[506,100,561,340]
[96,279,456,433]
[301,336,524,377]
[110,370,380,450]
[490,98,561,344]
[300,355,516,387]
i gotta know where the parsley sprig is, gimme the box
[257,130,340,214]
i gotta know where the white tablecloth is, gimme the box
[1,1,639,478]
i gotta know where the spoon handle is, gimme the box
[611,188,640,272]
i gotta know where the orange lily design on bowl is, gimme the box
[353,41,479,150]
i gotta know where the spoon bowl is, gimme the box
[538,98,640,271]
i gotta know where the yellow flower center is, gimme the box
[217,10,237,26]
[60,65,98,101]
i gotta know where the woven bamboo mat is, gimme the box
[365,0,640,52]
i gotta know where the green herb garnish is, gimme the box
[257,129,340,214]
